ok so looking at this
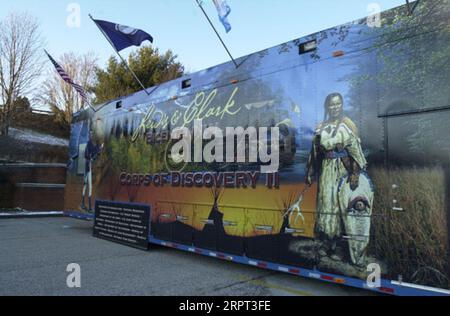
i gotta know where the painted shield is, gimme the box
[338,172,374,266]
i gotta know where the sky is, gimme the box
[0,0,408,74]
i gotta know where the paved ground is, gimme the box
[0,217,376,296]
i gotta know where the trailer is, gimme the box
[65,0,450,296]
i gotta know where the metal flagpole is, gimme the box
[406,0,421,15]
[406,0,412,14]
[89,14,151,96]
[194,0,239,69]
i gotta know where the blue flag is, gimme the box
[93,19,153,52]
[212,0,232,33]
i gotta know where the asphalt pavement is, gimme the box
[0,217,376,296]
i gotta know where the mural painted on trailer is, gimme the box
[66,0,450,290]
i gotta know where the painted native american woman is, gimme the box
[305,93,374,267]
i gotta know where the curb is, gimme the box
[0,211,64,219]
[64,211,95,221]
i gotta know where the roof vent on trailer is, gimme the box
[182,79,191,89]
[299,39,317,55]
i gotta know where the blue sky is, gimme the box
[0,0,407,73]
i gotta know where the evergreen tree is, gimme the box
[92,46,184,104]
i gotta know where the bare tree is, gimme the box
[38,52,98,127]
[0,12,45,136]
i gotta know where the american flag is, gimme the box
[45,51,89,103]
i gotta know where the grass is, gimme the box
[369,166,448,288]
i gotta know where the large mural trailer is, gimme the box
[65,0,450,295]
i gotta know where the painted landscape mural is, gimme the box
[65,0,450,290]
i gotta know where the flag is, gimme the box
[45,51,88,103]
[212,0,232,33]
[92,19,153,52]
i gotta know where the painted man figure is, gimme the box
[303,93,374,265]
[80,129,103,212]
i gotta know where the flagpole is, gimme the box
[194,0,239,69]
[89,14,151,96]
[406,0,421,15]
